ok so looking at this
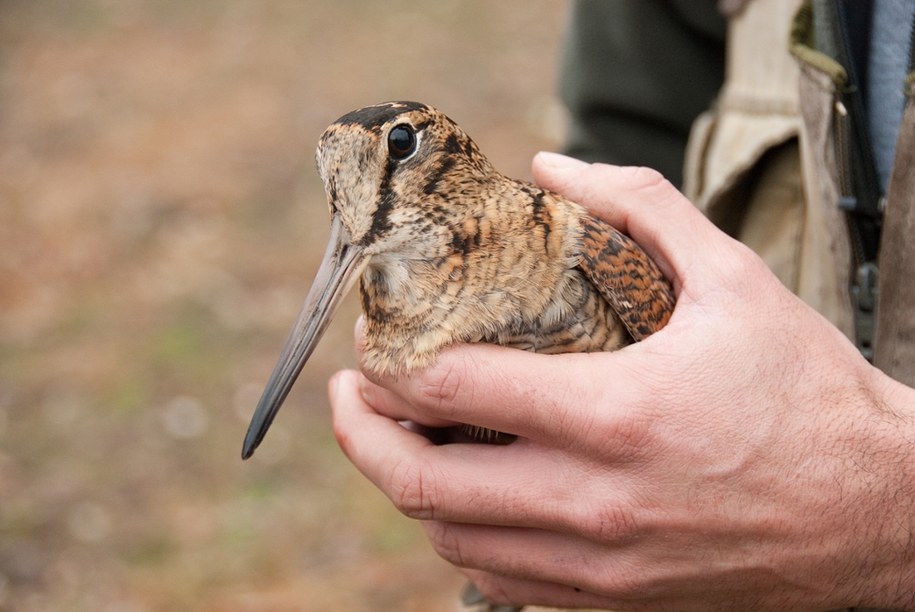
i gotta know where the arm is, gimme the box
[330,153,915,610]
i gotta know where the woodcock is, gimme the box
[242,100,674,460]
[241,101,675,612]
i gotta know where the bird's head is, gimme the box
[242,101,494,459]
[316,100,493,257]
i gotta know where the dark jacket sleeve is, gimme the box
[560,0,726,186]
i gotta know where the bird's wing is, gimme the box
[576,213,675,341]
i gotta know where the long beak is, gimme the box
[242,215,367,459]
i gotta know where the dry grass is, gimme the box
[0,1,568,610]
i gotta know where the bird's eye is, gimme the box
[387,124,417,160]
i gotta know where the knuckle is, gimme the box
[620,165,668,192]
[579,502,640,544]
[593,408,656,460]
[414,357,465,418]
[610,413,654,454]
[550,396,597,450]
[387,458,440,520]
[714,238,773,295]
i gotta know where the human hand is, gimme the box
[329,153,915,610]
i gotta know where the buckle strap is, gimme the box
[850,262,878,361]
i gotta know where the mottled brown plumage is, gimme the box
[241,100,675,612]
[242,100,673,458]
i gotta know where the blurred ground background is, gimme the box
[0,1,568,610]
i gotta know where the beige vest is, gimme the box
[683,0,915,387]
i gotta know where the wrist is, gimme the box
[845,370,915,609]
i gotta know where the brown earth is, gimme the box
[0,1,568,610]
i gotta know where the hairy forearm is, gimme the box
[856,373,915,609]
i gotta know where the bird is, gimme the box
[241,100,675,610]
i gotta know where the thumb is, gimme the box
[532,152,742,289]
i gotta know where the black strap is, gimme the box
[815,0,885,360]
[831,0,884,254]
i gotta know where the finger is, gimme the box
[358,374,455,428]
[331,370,637,528]
[532,152,739,287]
[452,523,707,611]
[359,341,652,454]
[424,522,643,598]
[331,369,545,523]
[330,369,440,501]
[354,314,653,453]
[352,316,464,428]
[460,568,624,611]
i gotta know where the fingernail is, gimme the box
[535,151,588,170]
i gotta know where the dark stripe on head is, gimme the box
[359,157,397,246]
[333,101,429,131]
[327,176,338,213]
